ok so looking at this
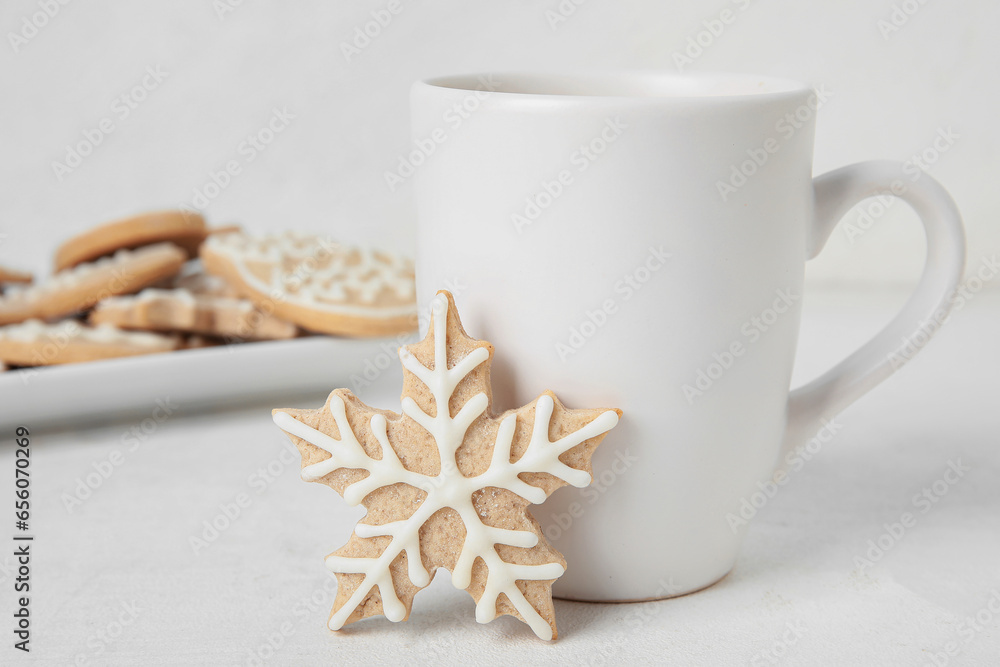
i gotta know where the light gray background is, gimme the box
[1,0,997,289]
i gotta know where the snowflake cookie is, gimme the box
[273,290,621,640]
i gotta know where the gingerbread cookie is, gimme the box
[207,224,243,237]
[201,231,416,337]
[0,319,180,365]
[0,243,186,325]
[162,262,242,298]
[273,291,620,640]
[180,334,221,349]
[90,288,298,341]
[54,210,207,272]
[0,265,33,286]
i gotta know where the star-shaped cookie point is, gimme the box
[273,290,621,640]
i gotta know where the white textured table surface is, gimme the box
[3,289,999,666]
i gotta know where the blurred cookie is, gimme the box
[0,266,33,286]
[200,231,416,337]
[0,243,186,325]
[54,210,207,271]
[90,288,298,341]
[180,334,222,349]
[162,261,242,298]
[207,224,243,236]
[0,319,180,365]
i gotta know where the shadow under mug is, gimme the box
[410,72,965,601]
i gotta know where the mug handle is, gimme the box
[781,160,966,457]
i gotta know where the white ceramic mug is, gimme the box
[410,72,965,601]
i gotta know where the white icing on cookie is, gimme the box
[98,288,267,314]
[273,293,619,640]
[206,232,416,319]
[92,287,296,340]
[0,319,176,348]
[0,243,182,307]
[168,263,238,297]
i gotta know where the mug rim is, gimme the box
[416,71,814,102]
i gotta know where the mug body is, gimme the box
[411,72,817,600]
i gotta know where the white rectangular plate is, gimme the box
[0,336,411,431]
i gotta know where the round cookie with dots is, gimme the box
[200,231,416,337]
